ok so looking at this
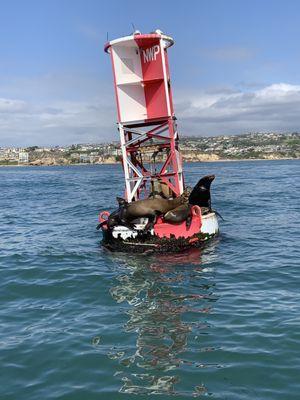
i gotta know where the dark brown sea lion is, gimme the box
[123,193,188,218]
[149,179,171,199]
[116,189,191,231]
[99,189,192,232]
[163,203,191,228]
[97,208,130,230]
[96,200,136,231]
[189,175,215,210]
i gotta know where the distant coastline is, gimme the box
[0,157,299,168]
[1,132,299,167]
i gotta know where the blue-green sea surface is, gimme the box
[0,160,299,399]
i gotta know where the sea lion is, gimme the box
[117,188,191,231]
[163,203,192,228]
[96,199,136,231]
[149,179,170,199]
[106,207,135,230]
[189,175,215,210]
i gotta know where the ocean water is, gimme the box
[0,160,299,400]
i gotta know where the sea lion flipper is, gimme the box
[96,220,108,230]
[185,215,192,229]
[213,209,225,221]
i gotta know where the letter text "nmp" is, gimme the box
[142,45,160,63]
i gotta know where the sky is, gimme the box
[1,0,300,146]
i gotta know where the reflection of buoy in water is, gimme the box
[98,29,219,253]
[107,251,216,395]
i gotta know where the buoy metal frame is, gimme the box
[104,30,184,202]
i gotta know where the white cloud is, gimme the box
[0,97,116,146]
[0,98,27,113]
[176,83,300,135]
[0,73,117,146]
[1,82,300,146]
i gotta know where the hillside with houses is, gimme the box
[1,132,299,166]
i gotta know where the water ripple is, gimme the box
[0,161,300,399]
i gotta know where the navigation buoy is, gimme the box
[99,30,219,253]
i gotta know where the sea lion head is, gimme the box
[116,197,127,207]
[188,175,215,209]
[198,175,215,190]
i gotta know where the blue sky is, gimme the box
[1,0,300,146]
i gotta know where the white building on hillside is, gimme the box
[19,151,29,164]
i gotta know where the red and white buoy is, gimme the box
[100,29,219,253]
[104,29,183,201]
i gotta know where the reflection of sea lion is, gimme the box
[189,175,215,210]
[163,203,192,228]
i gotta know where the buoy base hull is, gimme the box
[101,213,219,254]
